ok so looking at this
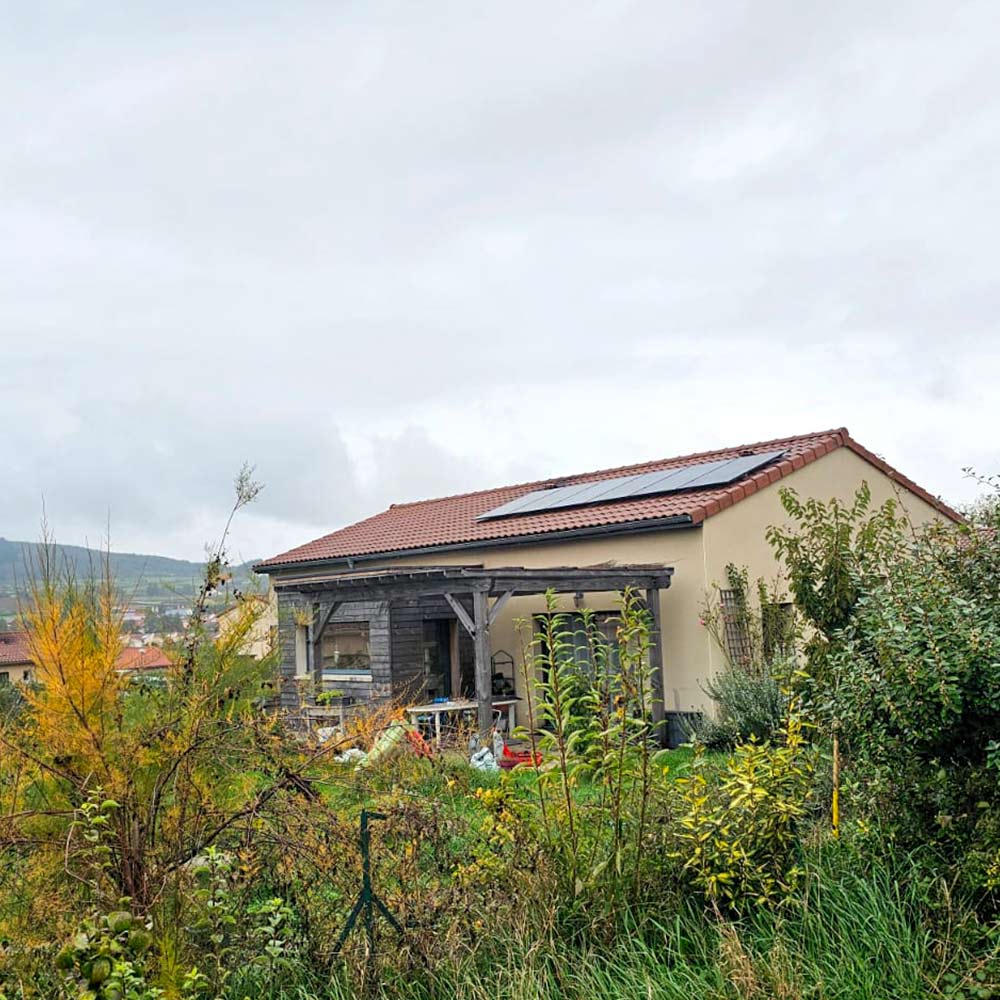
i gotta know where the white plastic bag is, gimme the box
[469,747,499,772]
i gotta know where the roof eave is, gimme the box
[254,513,695,575]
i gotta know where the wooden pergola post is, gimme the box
[472,590,493,736]
[646,588,666,745]
[446,587,498,737]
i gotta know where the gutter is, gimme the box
[254,513,695,576]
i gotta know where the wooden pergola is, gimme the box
[291,564,674,736]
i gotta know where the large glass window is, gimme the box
[540,612,624,673]
[321,622,371,673]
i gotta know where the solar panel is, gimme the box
[476,449,785,521]
[473,492,545,520]
[683,450,786,489]
[509,481,609,516]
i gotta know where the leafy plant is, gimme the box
[695,666,789,750]
[514,589,670,917]
[54,904,159,1000]
[765,482,903,686]
[700,565,796,677]
[316,689,345,705]
[673,712,815,911]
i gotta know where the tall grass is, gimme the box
[220,847,992,1000]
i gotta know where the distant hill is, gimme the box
[0,538,257,596]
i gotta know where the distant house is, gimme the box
[0,630,34,686]
[0,636,171,685]
[115,646,172,674]
[254,428,961,737]
[216,590,278,660]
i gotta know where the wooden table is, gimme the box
[405,698,519,747]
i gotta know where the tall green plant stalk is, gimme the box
[516,617,550,846]
[515,589,662,909]
[536,595,580,882]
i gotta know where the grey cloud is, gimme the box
[2,0,998,559]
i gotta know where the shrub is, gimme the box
[694,666,788,750]
[767,476,1000,904]
[53,904,159,999]
[673,713,815,912]
[765,482,903,686]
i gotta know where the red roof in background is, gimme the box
[115,646,172,672]
[0,630,31,666]
[257,428,962,570]
[0,634,172,672]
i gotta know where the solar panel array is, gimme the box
[477,449,786,521]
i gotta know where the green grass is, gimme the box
[218,749,997,1000]
[210,829,993,1000]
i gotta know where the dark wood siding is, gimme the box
[275,589,390,709]
[388,595,460,701]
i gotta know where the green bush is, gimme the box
[53,905,159,1000]
[673,714,815,912]
[767,478,1000,906]
[694,665,788,750]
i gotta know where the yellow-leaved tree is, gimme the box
[0,467,319,921]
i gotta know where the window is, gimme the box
[0,672,8,686]
[719,591,794,668]
[22,670,31,682]
[537,611,647,686]
[321,622,371,674]
[534,611,650,724]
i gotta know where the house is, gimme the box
[254,428,960,736]
[115,646,173,674]
[216,590,279,660]
[0,630,34,686]
[1,636,171,686]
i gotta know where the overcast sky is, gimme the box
[2,1,999,564]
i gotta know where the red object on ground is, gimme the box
[498,744,541,770]
[405,727,434,760]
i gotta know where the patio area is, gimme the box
[277,563,674,739]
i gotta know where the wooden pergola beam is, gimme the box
[311,600,343,677]
[487,590,514,627]
[286,569,674,604]
[442,592,475,636]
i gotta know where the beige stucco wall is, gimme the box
[284,446,953,717]
[217,588,278,660]
[697,446,949,704]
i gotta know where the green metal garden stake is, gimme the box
[333,810,404,961]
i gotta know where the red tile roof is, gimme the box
[1,634,172,672]
[257,428,961,570]
[0,630,31,666]
[115,646,172,672]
